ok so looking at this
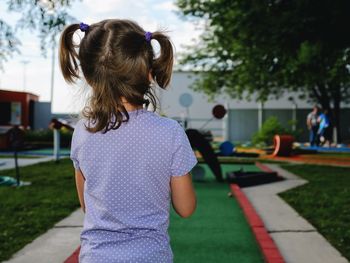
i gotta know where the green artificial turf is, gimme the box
[0,160,264,262]
[169,163,264,263]
[280,164,350,261]
[0,159,79,262]
[197,163,261,180]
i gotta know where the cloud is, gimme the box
[83,0,126,14]
[154,1,179,12]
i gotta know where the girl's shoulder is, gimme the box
[147,111,181,130]
[72,118,89,133]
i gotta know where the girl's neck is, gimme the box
[121,99,144,112]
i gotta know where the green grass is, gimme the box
[0,158,79,262]
[318,152,350,158]
[169,180,264,263]
[0,160,264,262]
[280,164,350,261]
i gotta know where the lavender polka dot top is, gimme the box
[70,108,198,263]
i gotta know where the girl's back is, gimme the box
[60,19,197,262]
[71,109,196,262]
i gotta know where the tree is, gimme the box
[0,0,77,68]
[176,0,350,141]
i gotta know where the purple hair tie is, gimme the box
[145,31,152,42]
[79,22,89,32]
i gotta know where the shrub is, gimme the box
[24,129,73,147]
[252,116,293,146]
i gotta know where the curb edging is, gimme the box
[230,162,285,263]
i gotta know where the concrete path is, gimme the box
[243,164,349,263]
[0,156,54,171]
[3,210,84,263]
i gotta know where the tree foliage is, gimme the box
[176,0,350,140]
[0,0,77,67]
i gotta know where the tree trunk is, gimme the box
[332,96,341,143]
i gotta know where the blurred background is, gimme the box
[1,1,350,263]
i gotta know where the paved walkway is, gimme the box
[0,156,54,171]
[3,210,83,263]
[243,164,348,263]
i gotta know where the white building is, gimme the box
[156,71,350,142]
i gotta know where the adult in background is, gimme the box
[307,106,319,146]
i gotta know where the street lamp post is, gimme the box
[50,41,56,107]
[20,60,30,91]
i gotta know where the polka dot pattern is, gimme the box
[70,108,198,262]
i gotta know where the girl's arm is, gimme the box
[75,169,86,213]
[170,173,196,218]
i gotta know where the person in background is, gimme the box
[318,109,331,146]
[307,106,320,146]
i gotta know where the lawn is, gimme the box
[0,159,264,262]
[0,158,79,262]
[280,164,350,261]
[318,152,350,159]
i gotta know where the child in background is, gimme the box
[59,19,197,263]
[318,109,331,146]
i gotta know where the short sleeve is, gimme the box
[70,120,81,170]
[170,123,198,177]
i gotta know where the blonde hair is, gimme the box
[59,19,174,133]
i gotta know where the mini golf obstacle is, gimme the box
[187,104,278,185]
[218,140,260,158]
[272,135,294,157]
[186,104,230,182]
[226,163,283,187]
[186,128,224,182]
[188,137,282,185]
[0,125,31,187]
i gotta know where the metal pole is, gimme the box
[50,41,56,109]
[222,101,229,141]
[14,150,20,186]
[21,60,29,91]
[185,106,190,129]
[53,128,60,163]
[258,102,264,130]
[292,102,297,131]
[200,117,214,130]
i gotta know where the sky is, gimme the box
[0,0,203,113]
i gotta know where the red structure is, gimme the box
[0,89,39,129]
[272,134,294,157]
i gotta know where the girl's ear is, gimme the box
[148,70,154,82]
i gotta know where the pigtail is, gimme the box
[59,24,81,84]
[151,31,174,89]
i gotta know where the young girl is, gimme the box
[59,19,197,262]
